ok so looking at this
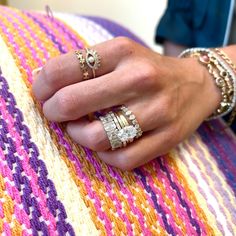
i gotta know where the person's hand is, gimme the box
[32,37,221,170]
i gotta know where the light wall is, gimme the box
[8,0,167,51]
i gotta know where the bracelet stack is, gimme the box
[179,48,236,124]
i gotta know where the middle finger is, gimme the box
[43,70,138,122]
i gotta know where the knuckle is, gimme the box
[136,63,157,87]
[114,36,135,57]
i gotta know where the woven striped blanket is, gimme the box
[0,6,235,236]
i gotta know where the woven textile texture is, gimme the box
[0,6,235,236]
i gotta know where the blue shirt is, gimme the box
[156,0,234,47]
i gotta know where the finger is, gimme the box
[66,97,173,151]
[32,37,135,101]
[96,126,177,171]
[66,118,110,151]
[42,70,139,122]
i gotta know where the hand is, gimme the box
[32,37,221,170]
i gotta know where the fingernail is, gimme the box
[32,67,43,77]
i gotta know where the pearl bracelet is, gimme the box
[179,48,236,120]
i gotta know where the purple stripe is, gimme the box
[186,136,235,231]
[0,71,75,235]
[25,12,84,51]
[135,168,177,236]
[82,15,147,46]
[198,122,236,194]
[158,159,202,235]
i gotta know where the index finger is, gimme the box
[32,37,135,101]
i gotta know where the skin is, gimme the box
[32,36,236,171]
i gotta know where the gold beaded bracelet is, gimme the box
[179,48,236,124]
[214,48,236,125]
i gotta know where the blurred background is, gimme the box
[2,0,167,51]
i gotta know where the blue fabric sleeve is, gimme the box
[155,0,194,46]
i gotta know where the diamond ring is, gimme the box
[99,106,143,150]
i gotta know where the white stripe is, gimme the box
[223,0,235,46]
[179,143,233,236]
[54,13,113,45]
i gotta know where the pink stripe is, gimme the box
[52,124,113,234]
[0,11,112,233]
[1,11,45,82]
[0,18,34,84]
[4,9,49,63]
[3,223,11,236]
[142,163,197,236]
[0,98,57,234]
[28,13,78,51]
[0,201,3,218]
[154,160,198,236]
[83,149,149,235]
[14,205,31,230]
[0,149,31,229]
[133,173,167,231]
[183,138,234,234]
[162,157,208,234]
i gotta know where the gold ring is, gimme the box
[75,50,90,80]
[85,48,101,78]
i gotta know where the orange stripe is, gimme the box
[0,174,22,235]
[166,154,214,234]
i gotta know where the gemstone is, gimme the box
[129,115,135,120]
[105,122,116,131]
[88,56,95,64]
[117,126,137,142]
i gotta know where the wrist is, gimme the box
[179,47,236,120]
[181,57,222,118]
[220,45,236,65]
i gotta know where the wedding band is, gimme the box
[99,106,143,150]
[120,106,143,138]
[75,50,90,80]
[99,112,123,150]
[85,48,101,78]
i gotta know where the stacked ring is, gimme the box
[75,50,90,80]
[99,106,143,150]
[75,48,101,80]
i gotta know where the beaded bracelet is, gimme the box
[179,48,236,121]
[214,48,236,125]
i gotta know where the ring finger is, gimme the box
[66,98,172,151]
